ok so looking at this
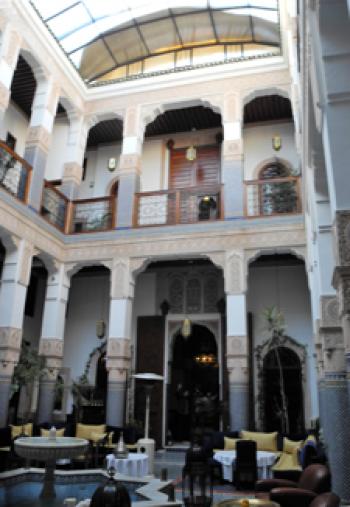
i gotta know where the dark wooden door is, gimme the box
[169,145,220,189]
[136,316,165,447]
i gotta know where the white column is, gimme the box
[106,260,133,426]
[0,239,34,426]
[37,263,70,423]
[0,22,22,138]
[61,115,94,199]
[224,251,249,431]
[222,93,244,219]
[116,107,144,228]
[24,75,60,210]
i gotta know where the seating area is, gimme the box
[0,422,141,472]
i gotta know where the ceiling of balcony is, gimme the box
[29,0,280,85]
[9,57,292,146]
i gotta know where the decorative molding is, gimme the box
[0,81,10,110]
[106,338,131,382]
[334,211,350,266]
[118,154,141,175]
[3,30,21,68]
[320,295,340,326]
[39,338,64,358]
[25,126,52,154]
[225,250,246,294]
[222,139,243,161]
[110,258,133,299]
[0,327,22,375]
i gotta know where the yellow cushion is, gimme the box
[90,432,107,443]
[40,428,65,437]
[11,423,33,439]
[75,423,106,440]
[283,437,303,455]
[304,434,317,445]
[224,437,239,450]
[240,430,278,452]
[272,449,301,471]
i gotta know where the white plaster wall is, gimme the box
[3,102,29,156]
[78,149,97,199]
[247,263,318,422]
[244,122,299,180]
[141,140,163,191]
[92,143,122,197]
[45,121,69,180]
[63,273,110,412]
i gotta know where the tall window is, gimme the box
[259,162,298,215]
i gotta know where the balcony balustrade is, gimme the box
[134,185,223,227]
[41,182,115,233]
[0,145,302,234]
[0,141,32,203]
[244,176,301,217]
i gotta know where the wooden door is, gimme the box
[169,145,220,189]
[136,316,165,447]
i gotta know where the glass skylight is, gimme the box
[29,0,280,85]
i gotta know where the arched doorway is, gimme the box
[262,346,304,434]
[168,323,219,442]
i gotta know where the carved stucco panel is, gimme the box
[334,211,350,266]
[0,82,10,110]
[111,258,133,299]
[225,250,246,294]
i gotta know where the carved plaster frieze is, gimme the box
[320,295,340,326]
[0,327,22,350]
[107,338,131,360]
[334,211,350,266]
[226,335,248,356]
[110,258,134,299]
[226,356,249,383]
[118,154,141,175]
[225,250,246,294]
[18,241,35,286]
[26,126,52,154]
[63,162,83,185]
[223,93,240,122]
[106,338,131,382]
[3,30,21,68]
[0,81,10,110]
[39,338,64,359]
[222,139,243,161]
[333,267,350,317]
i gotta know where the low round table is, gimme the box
[14,436,88,499]
[214,450,277,482]
[216,500,279,507]
[106,452,149,477]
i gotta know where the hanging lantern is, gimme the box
[96,320,106,339]
[186,145,197,161]
[182,318,192,338]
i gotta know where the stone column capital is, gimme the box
[38,338,63,378]
[0,22,22,68]
[118,153,142,176]
[0,327,22,376]
[223,93,242,123]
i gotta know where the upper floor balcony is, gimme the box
[0,140,301,236]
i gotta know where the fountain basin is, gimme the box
[14,436,89,461]
[0,468,179,507]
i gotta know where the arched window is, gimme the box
[258,162,298,215]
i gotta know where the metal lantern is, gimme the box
[90,469,131,507]
[182,444,213,507]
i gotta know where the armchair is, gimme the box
[255,464,331,507]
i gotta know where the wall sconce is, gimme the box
[272,135,282,151]
[96,320,106,339]
[108,157,116,171]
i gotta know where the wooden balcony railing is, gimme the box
[134,185,223,227]
[0,141,32,203]
[41,182,115,233]
[70,196,115,233]
[41,181,69,232]
[244,176,301,217]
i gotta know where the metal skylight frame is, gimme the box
[29,1,281,85]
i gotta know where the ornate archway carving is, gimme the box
[255,334,307,430]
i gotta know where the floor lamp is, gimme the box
[133,372,163,475]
